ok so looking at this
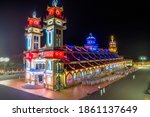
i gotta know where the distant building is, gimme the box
[125,59,133,67]
[24,0,126,90]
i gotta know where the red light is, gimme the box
[27,18,41,27]
[54,51,64,58]
[44,51,54,58]
[43,51,65,59]
[26,52,39,62]
[47,7,63,19]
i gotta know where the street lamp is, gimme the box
[139,56,147,65]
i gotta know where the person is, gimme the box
[133,75,135,79]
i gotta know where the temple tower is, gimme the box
[109,35,118,53]
[43,0,67,90]
[25,12,42,51]
[84,33,99,51]
[25,12,43,85]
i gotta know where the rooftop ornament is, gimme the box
[52,0,58,7]
[32,11,37,18]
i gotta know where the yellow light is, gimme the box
[111,35,114,42]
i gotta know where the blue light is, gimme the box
[27,35,32,51]
[73,73,77,80]
[67,45,75,48]
[46,28,54,47]
[84,33,99,52]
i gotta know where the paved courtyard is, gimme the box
[0,75,121,100]
[0,68,149,100]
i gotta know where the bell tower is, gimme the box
[25,11,42,51]
[109,35,118,53]
[43,0,67,91]
[44,0,66,49]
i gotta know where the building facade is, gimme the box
[24,0,125,91]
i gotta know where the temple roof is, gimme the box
[63,45,123,71]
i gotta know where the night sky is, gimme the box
[0,0,149,60]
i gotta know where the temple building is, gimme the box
[24,0,125,91]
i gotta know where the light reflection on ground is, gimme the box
[0,78,119,100]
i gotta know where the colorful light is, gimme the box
[46,28,54,47]
[28,18,41,27]
[43,51,65,59]
[84,33,99,51]
[47,7,64,19]
[48,61,53,70]
[26,52,39,62]
[27,34,32,50]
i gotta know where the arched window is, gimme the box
[27,35,32,50]
[77,72,81,79]
[90,70,93,74]
[81,71,86,78]
[66,73,73,84]
[96,68,100,73]
[73,73,77,80]
[87,70,90,75]
[46,29,54,47]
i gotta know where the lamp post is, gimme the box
[139,56,147,66]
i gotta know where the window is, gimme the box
[56,38,59,47]
[27,36,32,50]
[56,63,61,71]
[36,64,45,70]
[73,73,77,80]
[55,38,61,47]
[66,73,73,84]
[34,36,39,42]
[56,29,61,35]
[34,43,38,49]
[47,30,53,47]
[58,38,61,47]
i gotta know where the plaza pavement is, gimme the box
[83,68,150,100]
[0,76,123,100]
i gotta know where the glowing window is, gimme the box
[73,73,77,80]
[34,43,38,49]
[34,36,39,42]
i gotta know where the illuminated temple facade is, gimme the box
[24,0,125,90]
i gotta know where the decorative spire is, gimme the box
[89,33,93,37]
[87,33,95,40]
[111,35,114,42]
[52,0,58,7]
[32,11,37,18]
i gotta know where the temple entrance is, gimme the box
[36,75,44,85]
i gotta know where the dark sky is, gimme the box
[0,0,149,60]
